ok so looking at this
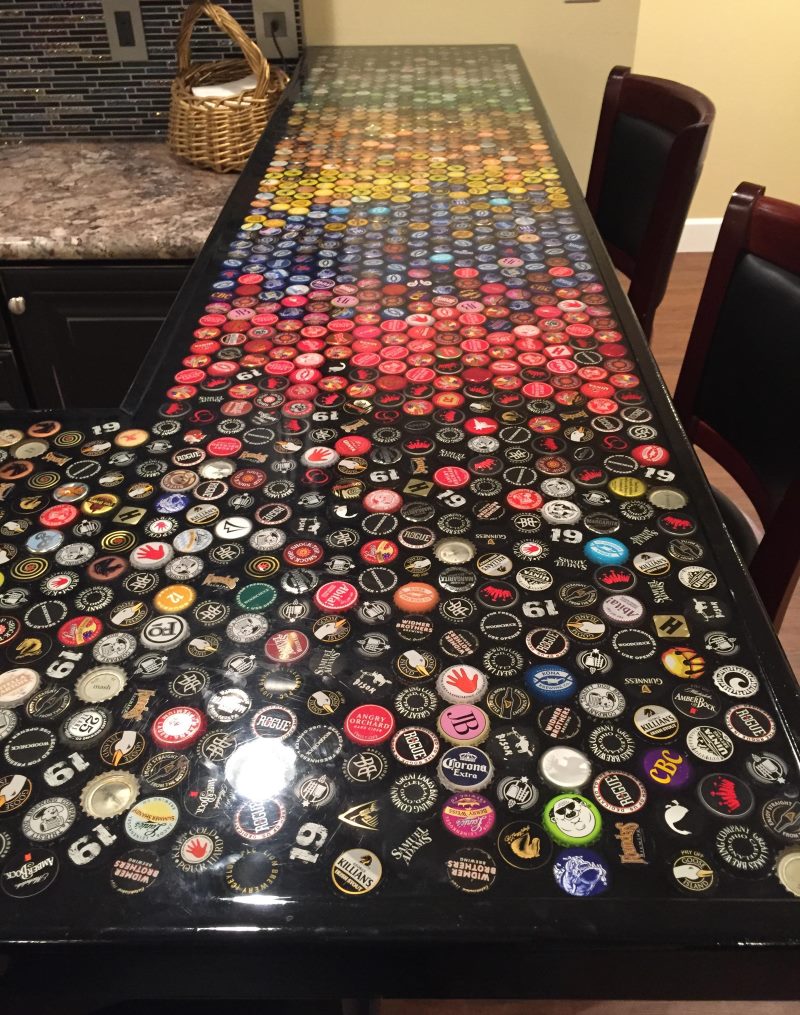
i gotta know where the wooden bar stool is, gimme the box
[674,181,800,628]
[586,65,715,338]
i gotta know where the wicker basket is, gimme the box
[168,0,288,173]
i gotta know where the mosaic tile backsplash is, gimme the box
[0,0,302,139]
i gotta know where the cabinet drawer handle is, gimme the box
[7,296,26,316]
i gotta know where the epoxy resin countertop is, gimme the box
[0,141,237,261]
[1,46,800,1005]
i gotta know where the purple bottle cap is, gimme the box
[641,747,693,790]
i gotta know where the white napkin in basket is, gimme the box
[191,73,257,98]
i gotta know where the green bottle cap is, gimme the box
[542,793,602,847]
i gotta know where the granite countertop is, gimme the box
[0,141,238,261]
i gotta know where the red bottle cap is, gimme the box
[40,505,79,528]
[631,444,670,466]
[344,705,396,745]
[360,539,398,565]
[264,629,310,663]
[151,706,206,749]
[313,580,359,613]
[57,615,103,646]
[506,489,544,511]
[362,489,403,513]
[207,436,242,457]
[433,466,470,488]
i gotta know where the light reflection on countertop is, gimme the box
[225,738,297,800]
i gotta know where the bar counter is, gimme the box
[1,46,799,1005]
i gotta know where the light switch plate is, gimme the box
[252,0,300,61]
[102,0,148,62]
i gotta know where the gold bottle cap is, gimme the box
[776,847,800,898]
[80,771,140,819]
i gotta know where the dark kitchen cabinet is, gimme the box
[0,261,191,409]
[0,301,28,410]
[0,348,29,410]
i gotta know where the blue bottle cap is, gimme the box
[523,664,577,702]
[553,848,610,897]
[584,536,629,565]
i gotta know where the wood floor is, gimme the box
[649,253,798,679]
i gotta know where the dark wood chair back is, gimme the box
[673,181,800,627]
[586,65,715,338]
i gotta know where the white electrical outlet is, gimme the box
[252,0,299,61]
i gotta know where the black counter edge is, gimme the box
[3,937,800,1002]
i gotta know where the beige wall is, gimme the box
[634,0,800,218]
[303,0,641,187]
[303,1,799,223]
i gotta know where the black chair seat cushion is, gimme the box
[696,254,800,507]
[712,486,760,564]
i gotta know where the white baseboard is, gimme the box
[678,217,722,253]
